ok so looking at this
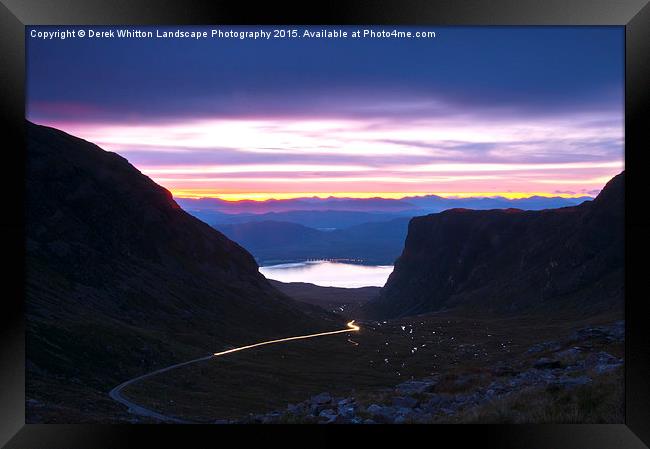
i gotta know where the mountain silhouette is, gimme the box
[26,122,329,420]
[215,217,410,265]
[366,172,624,319]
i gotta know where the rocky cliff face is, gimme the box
[366,173,624,319]
[26,122,328,421]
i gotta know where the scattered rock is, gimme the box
[337,397,354,407]
[394,415,407,424]
[585,351,623,374]
[249,320,623,424]
[318,409,338,423]
[310,403,326,416]
[396,406,414,415]
[338,405,356,418]
[425,393,448,407]
[571,321,624,344]
[556,347,582,361]
[367,405,398,423]
[311,392,332,405]
[333,414,351,424]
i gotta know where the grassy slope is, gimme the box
[26,122,336,423]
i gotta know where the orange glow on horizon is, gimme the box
[34,120,621,205]
[171,190,594,201]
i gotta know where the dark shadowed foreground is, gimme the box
[25,122,334,423]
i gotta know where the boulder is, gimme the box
[367,405,398,423]
[555,347,582,361]
[585,351,623,374]
[318,409,338,424]
[333,415,351,424]
[338,405,356,418]
[311,392,332,405]
[337,397,354,407]
[572,322,624,343]
[310,403,326,416]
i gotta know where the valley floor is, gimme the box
[109,311,623,424]
[26,277,623,425]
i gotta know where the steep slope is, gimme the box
[25,122,329,421]
[366,173,624,319]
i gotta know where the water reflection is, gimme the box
[259,260,394,288]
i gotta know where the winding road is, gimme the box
[109,320,360,423]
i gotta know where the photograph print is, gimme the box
[26,25,624,424]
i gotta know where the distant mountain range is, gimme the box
[365,172,624,319]
[182,193,592,265]
[176,196,416,214]
[25,122,331,422]
[177,195,592,231]
[216,218,410,265]
[185,209,406,230]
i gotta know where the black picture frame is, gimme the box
[1,1,649,447]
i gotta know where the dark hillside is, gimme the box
[26,122,330,421]
[366,173,624,319]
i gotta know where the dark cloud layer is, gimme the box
[27,26,623,123]
[25,26,624,199]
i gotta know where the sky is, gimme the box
[27,26,624,200]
